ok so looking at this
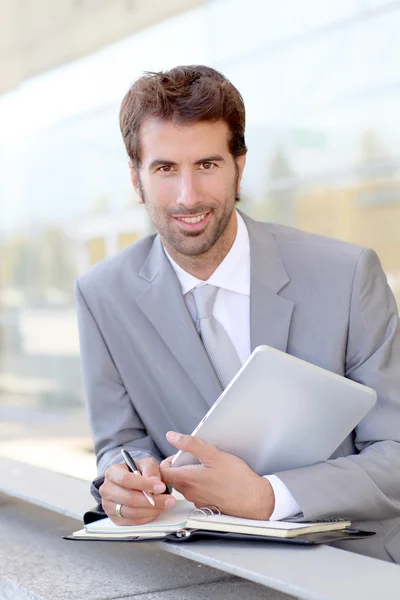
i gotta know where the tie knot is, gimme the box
[192,284,218,320]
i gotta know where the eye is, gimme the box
[158,165,173,172]
[200,162,215,170]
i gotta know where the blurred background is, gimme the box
[0,0,399,482]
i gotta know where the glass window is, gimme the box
[0,1,398,479]
[118,232,139,250]
[87,238,106,266]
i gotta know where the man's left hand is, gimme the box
[160,431,275,520]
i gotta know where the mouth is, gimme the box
[172,211,211,231]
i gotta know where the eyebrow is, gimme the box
[148,155,226,171]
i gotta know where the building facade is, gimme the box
[1,0,399,414]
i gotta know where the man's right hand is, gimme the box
[100,457,176,525]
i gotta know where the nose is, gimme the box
[176,170,202,210]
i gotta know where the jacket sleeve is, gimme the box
[275,248,400,521]
[75,280,163,503]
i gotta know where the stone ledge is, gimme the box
[0,496,289,600]
[1,457,400,600]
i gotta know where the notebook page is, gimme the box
[85,499,195,534]
[189,513,325,531]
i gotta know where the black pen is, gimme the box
[121,449,156,507]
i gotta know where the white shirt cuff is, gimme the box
[263,474,302,521]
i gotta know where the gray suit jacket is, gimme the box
[75,212,400,563]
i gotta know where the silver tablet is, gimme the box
[171,345,377,474]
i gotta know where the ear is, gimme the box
[129,160,144,204]
[236,154,247,192]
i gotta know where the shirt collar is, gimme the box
[164,211,250,297]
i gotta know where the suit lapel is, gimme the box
[136,236,222,408]
[241,213,294,353]
[135,214,294,406]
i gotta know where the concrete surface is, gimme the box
[1,459,400,600]
[0,495,292,600]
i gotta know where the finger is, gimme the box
[159,455,175,469]
[121,502,175,517]
[103,499,162,522]
[136,457,166,493]
[108,508,160,527]
[116,507,162,524]
[130,492,176,510]
[103,494,176,524]
[162,463,202,487]
[166,432,219,466]
[108,503,176,521]
[101,482,175,510]
[106,463,163,493]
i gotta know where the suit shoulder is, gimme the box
[261,221,366,263]
[76,234,156,294]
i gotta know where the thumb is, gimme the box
[166,431,219,466]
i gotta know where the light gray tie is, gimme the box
[192,284,241,389]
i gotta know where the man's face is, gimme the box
[130,118,246,258]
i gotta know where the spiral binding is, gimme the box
[189,505,221,518]
[175,506,222,539]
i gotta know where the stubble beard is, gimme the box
[137,173,240,260]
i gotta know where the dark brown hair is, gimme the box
[119,65,247,167]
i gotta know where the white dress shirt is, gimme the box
[164,211,301,521]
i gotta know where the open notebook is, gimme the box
[70,500,353,541]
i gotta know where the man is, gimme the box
[75,65,400,563]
